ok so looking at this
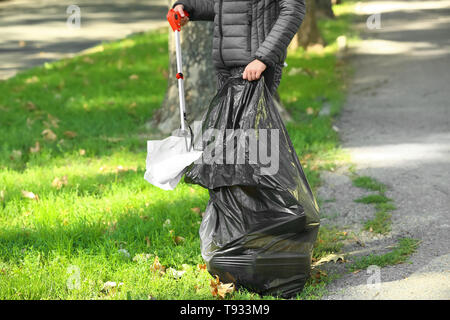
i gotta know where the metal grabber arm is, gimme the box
[167,8,190,132]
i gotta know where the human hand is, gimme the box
[242,59,267,81]
[174,4,189,27]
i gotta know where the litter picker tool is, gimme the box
[144,8,203,190]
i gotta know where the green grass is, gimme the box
[354,194,391,204]
[363,210,392,234]
[351,175,396,234]
[348,238,420,272]
[0,2,357,300]
[352,176,386,193]
[313,226,349,260]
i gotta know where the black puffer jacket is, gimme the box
[171,0,306,71]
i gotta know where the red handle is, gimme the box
[167,8,190,32]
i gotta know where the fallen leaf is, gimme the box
[29,141,41,153]
[145,236,151,247]
[46,114,60,128]
[83,56,94,64]
[312,269,328,284]
[25,76,39,84]
[21,190,39,201]
[10,149,22,161]
[51,176,68,189]
[191,207,201,214]
[306,107,314,115]
[79,149,86,156]
[354,236,365,247]
[129,74,139,80]
[42,128,57,141]
[314,253,346,266]
[210,275,235,299]
[174,236,185,245]
[25,101,37,111]
[217,282,235,299]
[197,264,207,271]
[63,131,77,139]
[150,256,166,275]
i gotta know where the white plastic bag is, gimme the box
[144,134,203,190]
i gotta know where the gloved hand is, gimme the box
[173,4,189,27]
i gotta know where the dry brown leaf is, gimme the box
[83,56,94,64]
[197,264,207,271]
[191,207,201,214]
[311,269,328,284]
[79,149,86,156]
[129,74,139,80]
[210,275,235,299]
[63,131,77,139]
[21,190,39,201]
[25,101,37,111]
[42,128,57,141]
[29,141,40,153]
[314,253,346,266]
[306,107,314,115]
[51,176,68,189]
[174,236,185,245]
[145,236,151,248]
[46,114,60,128]
[217,282,235,299]
[150,256,166,275]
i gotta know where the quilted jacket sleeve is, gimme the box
[171,0,214,21]
[253,0,306,67]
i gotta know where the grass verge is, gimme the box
[352,175,395,234]
[0,2,357,300]
[348,238,420,272]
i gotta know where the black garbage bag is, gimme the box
[185,69,320,298]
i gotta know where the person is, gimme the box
[171,0,306,95]
[169,0,319,299]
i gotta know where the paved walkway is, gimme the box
[0,0,168,79]
[319,0,450,299]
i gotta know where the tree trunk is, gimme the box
[150,1,293,134]
[150,2,216,135]
[288,0,325,50]
[316,0,335,19]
